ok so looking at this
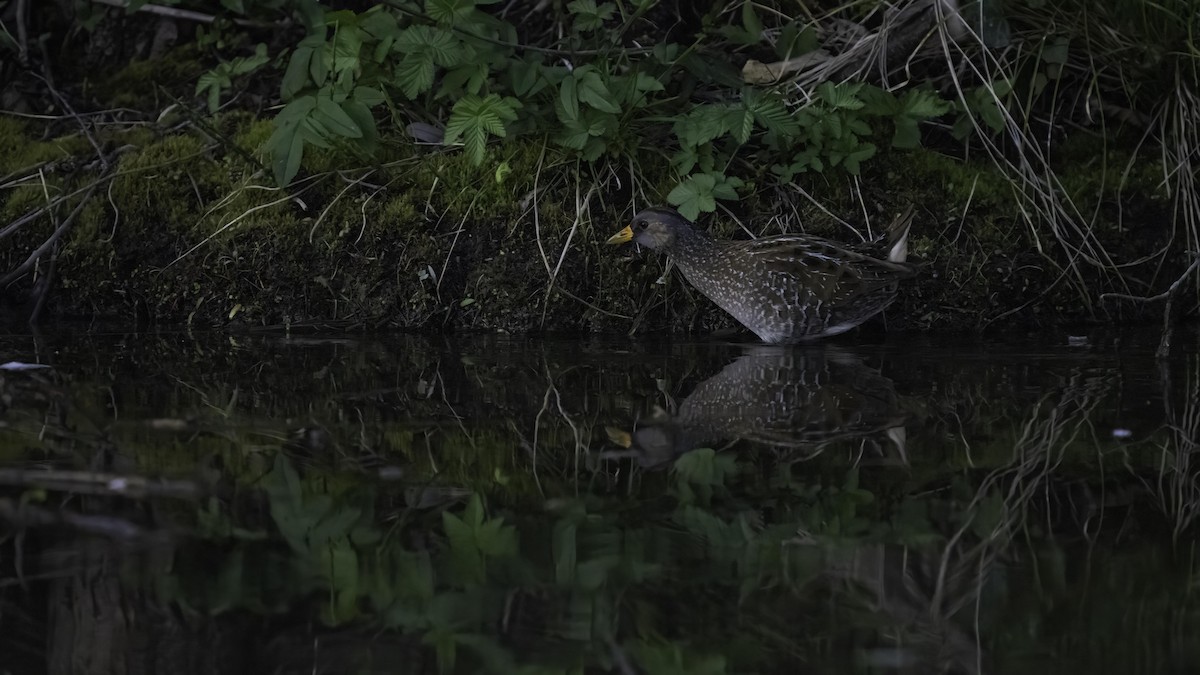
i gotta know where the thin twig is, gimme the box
[0,184,97,288]
[88,0,283,29]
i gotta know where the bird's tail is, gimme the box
[885,205,915,264]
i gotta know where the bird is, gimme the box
[605,206,917,343]
[605,345,909,467]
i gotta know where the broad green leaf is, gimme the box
[275,95,317,124]
[352,85,385,107]
[741,1,763,41]
[559,75,579,122]
[330,25,363,74]
[576,69,620,114]
[315,96,362,138]
[309,42,329,86]
[360,7,399,38]
[395,25,463,67]
[283,34,324,94]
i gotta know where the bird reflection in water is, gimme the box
[606,345,909,468]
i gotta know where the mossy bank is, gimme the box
[0,109,1183,336]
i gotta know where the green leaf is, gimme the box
[1041,36,1070,65]
[741,1,763,41]
[900,88,952,118]
[315,96,362,138]
[352,85,385,107]
[281,37,321,100]
[395,25,463,67]
[395,52,435,99]
[567,0,615,31]
[668,174,717,220]
[342,100,379,148]
[509,57,542,97]
[309,42,329,86]
[673,104,733,148]
[892,117,920,149]
[818,81,866,110]
[711,174,744,200]
[575,68,621,114]
[443,94,520,165]
[427,0,476,24]
[558,75,579,122]
[231,43,269,75]
[746,92,800,136]
[842,142,876,174]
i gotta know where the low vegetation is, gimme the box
[0,0,1196,333]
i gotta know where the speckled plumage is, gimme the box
[607,206,917,343]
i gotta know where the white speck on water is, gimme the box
[1112,428,1133,439]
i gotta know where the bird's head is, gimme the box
[605,207,695,251]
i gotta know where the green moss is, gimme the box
[90,43,206,110]
[0,115,93,177]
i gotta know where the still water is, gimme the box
[1,328,1198,674]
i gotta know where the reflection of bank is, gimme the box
[606,345,909,467]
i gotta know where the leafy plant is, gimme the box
[196,43,270,113]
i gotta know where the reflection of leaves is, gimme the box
[632,640,728,675]
[443,494,518,586]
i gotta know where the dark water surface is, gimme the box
[1,328,1199,674]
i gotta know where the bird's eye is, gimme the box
[634,219,647,230]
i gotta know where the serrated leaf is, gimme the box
[395,25,462,67]
[746,93,800,136]
[329,25,363,74]
[674,105,732,147]
[427,0,476,24]
[729,108,753,144]
[819,81,865,110]
[710,174,743,200]
[395,52,435,99]
[567,0,615,31]
[443,94,519,165]
[668,174,717,220]
[900,89,952,118]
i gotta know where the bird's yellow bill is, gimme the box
[605,225,634,245]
